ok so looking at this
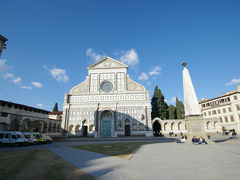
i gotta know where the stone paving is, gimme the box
[1,136,240,180]
[48,141,240,180]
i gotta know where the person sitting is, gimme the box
[202,138,207,145]
[177,136,186,143]
[180,136,186,143]
[192,136,199,144]
[199,136,207,145]
[232,129,237,138]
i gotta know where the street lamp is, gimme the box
[0,35,8,57]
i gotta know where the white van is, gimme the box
[0,131,28,147]
[23,132,37,145]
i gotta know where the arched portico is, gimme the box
[21,119,31,132]
[152,120,161,136]
[152,117,187,135]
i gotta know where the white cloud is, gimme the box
[13,77,22,85]
[43,65,48,69]
[0,59,12,72]
[49,67,69,83]
[86,48,105,62]
[32,81,43,88]
[226,78,240,86]
[138,72,149,80]
[1,59,38,90]
[3,72,14,79]
[20,85,33,90]
[119,49,139,67]
[149,66,161,76]
[36,104,43,108]
[166,97,177,104]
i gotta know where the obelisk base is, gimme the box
[185,116,214,144]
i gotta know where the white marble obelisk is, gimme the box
[181,62,211,143]
[182,62,202,116]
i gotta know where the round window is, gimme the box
[100,81,113,93]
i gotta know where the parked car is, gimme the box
[0,131,28,147]
[31,132,47,144]
[41,134,53,144]
[23,132,37,145]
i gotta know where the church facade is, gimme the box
[61,57,152,137]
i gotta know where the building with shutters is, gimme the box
[199,85,240,133]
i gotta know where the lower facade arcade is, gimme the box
[62,103,152,137]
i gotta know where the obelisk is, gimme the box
[182,62,209,143]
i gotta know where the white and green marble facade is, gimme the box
[61,57,152,137]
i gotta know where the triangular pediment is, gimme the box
[87,57,128,69]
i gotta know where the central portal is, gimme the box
[100,110,113,137]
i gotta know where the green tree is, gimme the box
[52,103,58,112]
[168,105,176,119]
[151,86,169,120]
[151,86,160,119]
[176,98,185,119]
[158,92,168,120]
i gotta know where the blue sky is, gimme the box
[0,0,240,111]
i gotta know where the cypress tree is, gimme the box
[158,91,168,120]
[176,98,185,119]
[52,103,58,112]
[168,105,176,119]
[151,86,160,119]
[151,86,169,120]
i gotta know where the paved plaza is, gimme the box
[1,137,240,180]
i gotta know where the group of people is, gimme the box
[192,136,207,145]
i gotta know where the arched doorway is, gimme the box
[31,120,42,132]
[153,120,161,136]
[82,120,88,137]
[124,119,130,136]
[100,110,113,137]
[43,122,48,133]
[21,119,31,132]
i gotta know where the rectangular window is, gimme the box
[218,109,221,114]
[5,133,11,139]
[12,135,17,139]
[0,112,8,117]
[230,116,234,122]
[234,95,238,100]
[236,105,240,111]
[223,108,226,113]
[204,112,207,116]
[208,111,211,116]
[219,117,223,123]
[212,110,216,115]
[228,107,232,112]
[0,133,4,138]
[224,116,228,123]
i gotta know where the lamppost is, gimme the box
[0,35,8,57]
